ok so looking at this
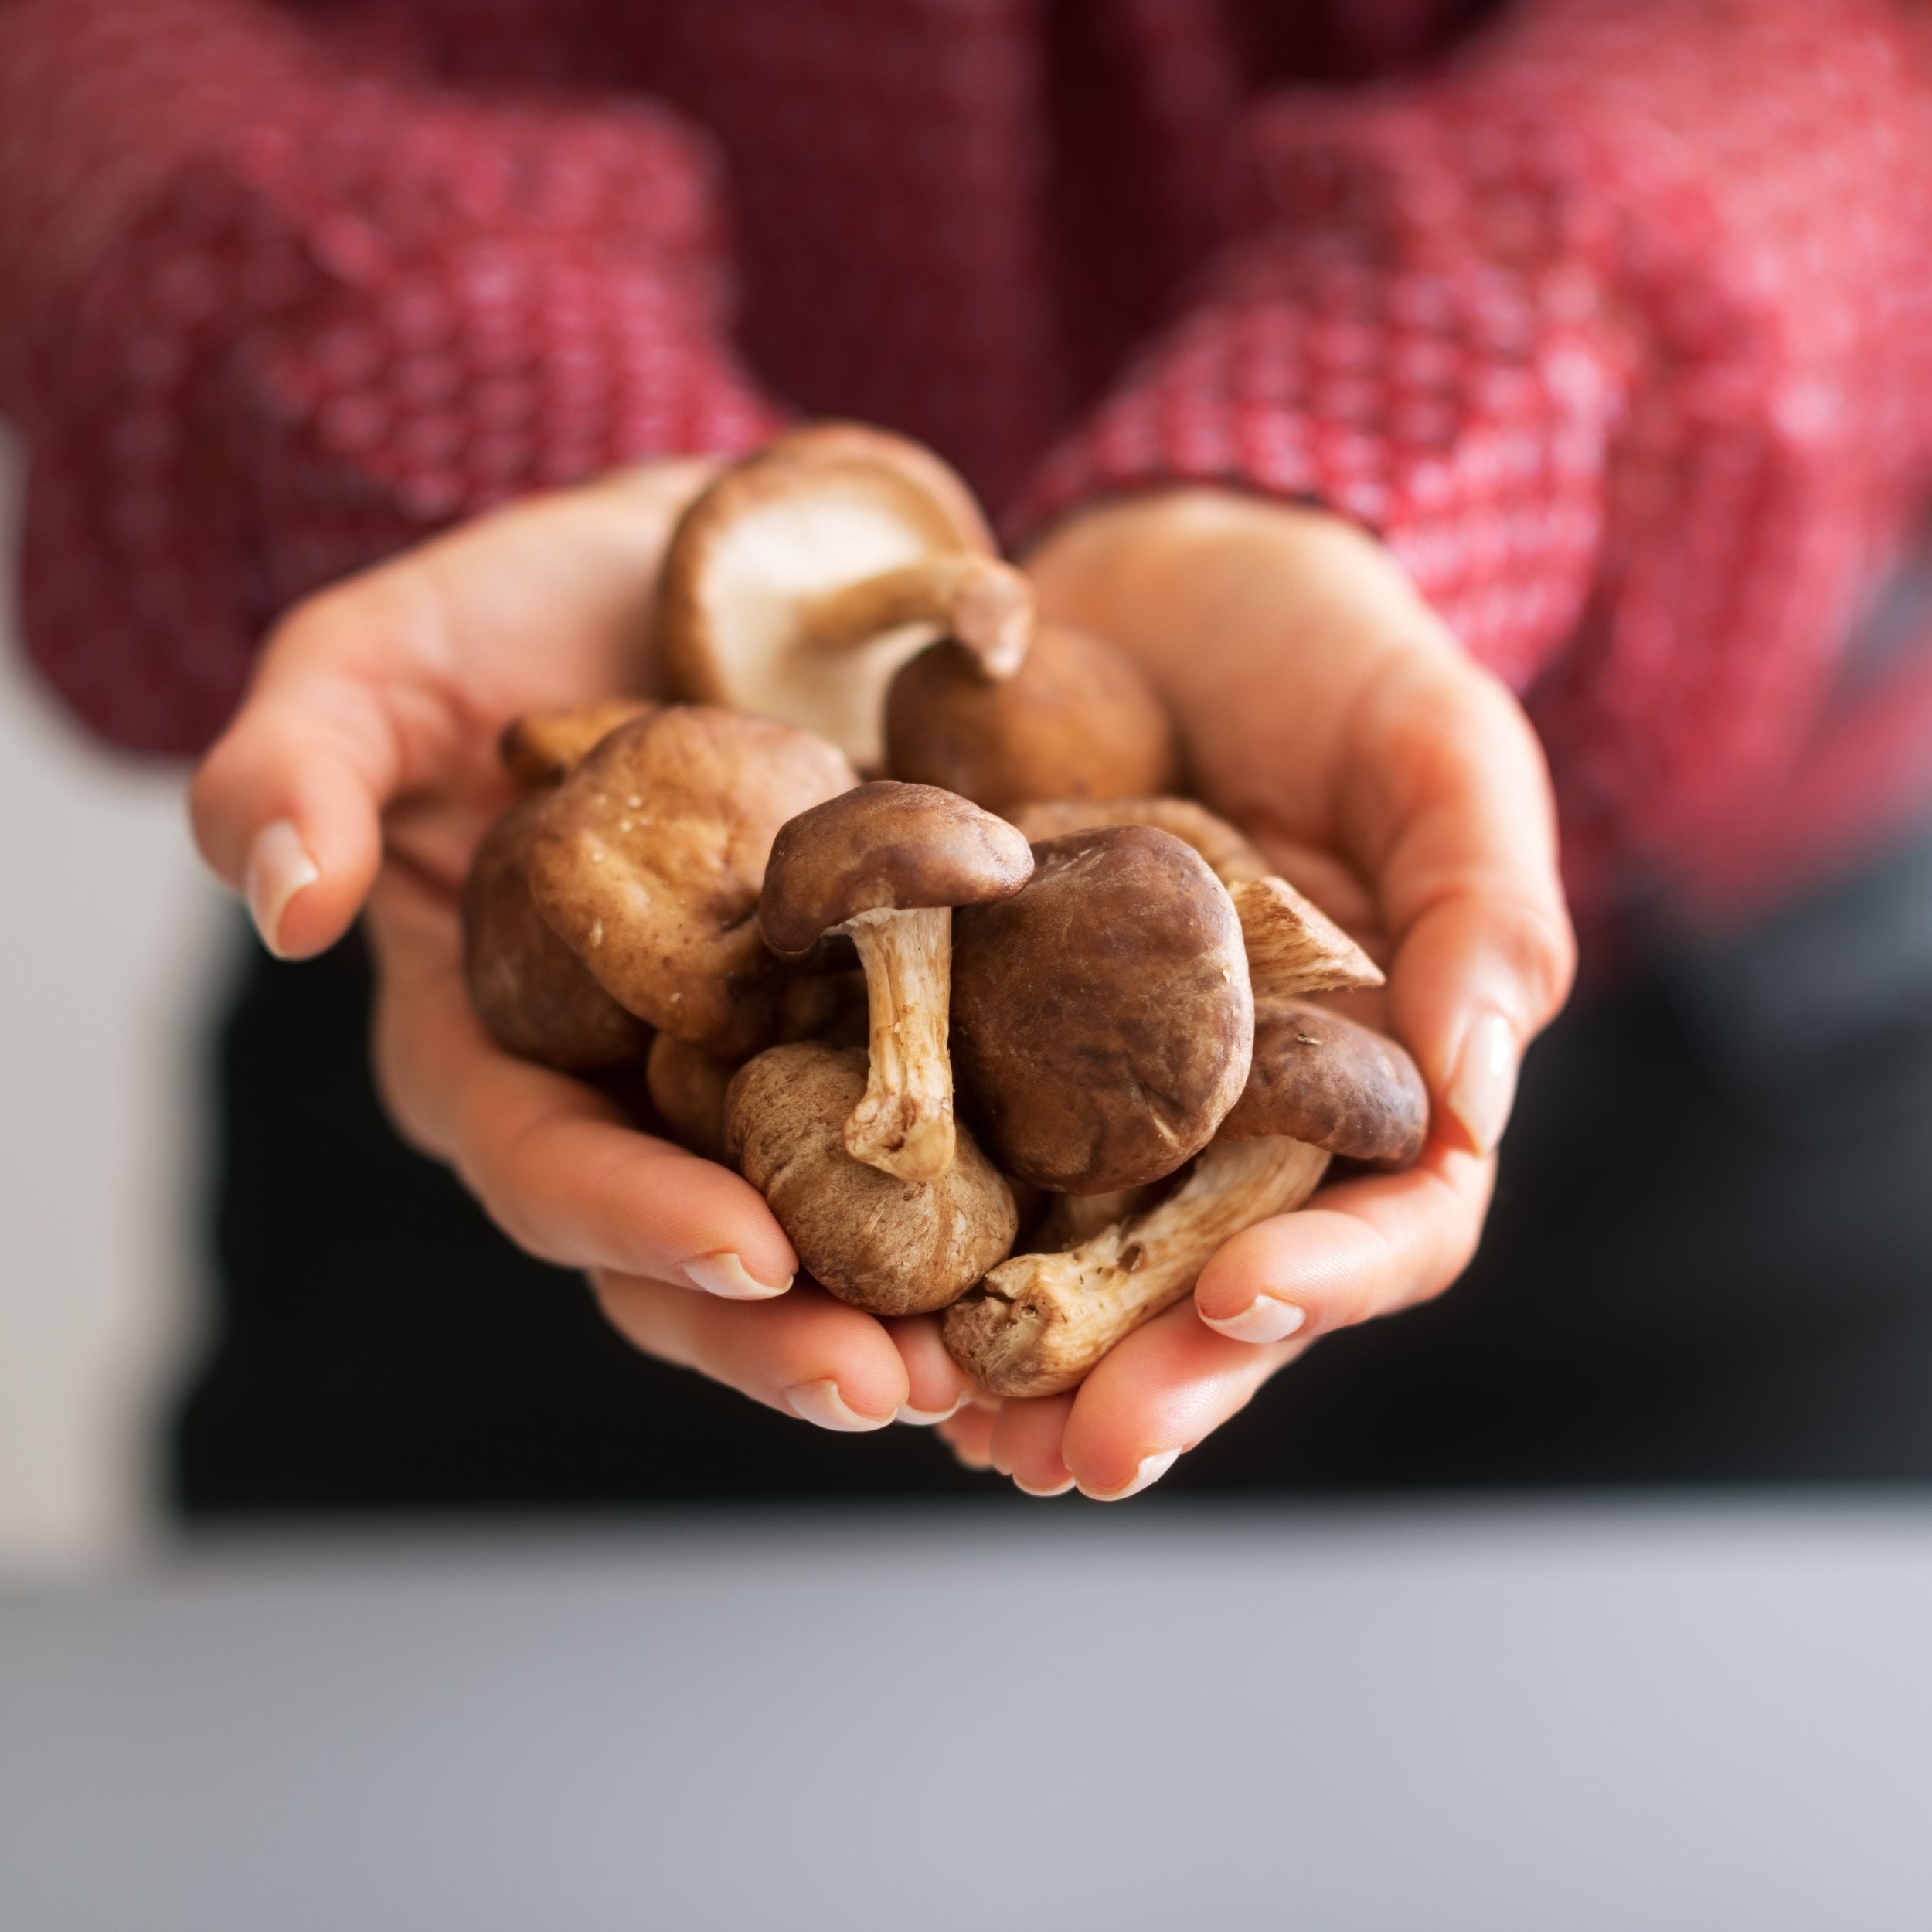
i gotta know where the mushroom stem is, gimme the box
[842,906,957,1182]
[798,556,1033,677]
[944,1136,1331,1397]
[1229,876,1384,1000]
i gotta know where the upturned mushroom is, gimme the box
[658,427,1028,770]
[760,781,1033,1182]
[883,622,1181,814]
[523,705,857,1060]
[499,698,657,788]
[461,794,651,1070]
[1009,796,1383,1001]
[944,999,1428,1396]
[951,823,1253,1195]
[726,1042,1018,1315]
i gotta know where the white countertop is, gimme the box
[4,1502,1930,1931]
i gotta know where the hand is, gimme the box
[189,463,978,1437]
[938,489,1576,1498]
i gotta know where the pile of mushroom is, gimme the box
[461,423,1429,1401]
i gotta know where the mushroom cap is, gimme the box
[499,698,657,788]
[524,705,858,1058]
[461,795,650,1070]
[759,781,1034,959]
[1009,794,1270,885]
[883,624,1182,815]
[645,1032,736,1162]
[951,824,1254,1194]
[1220,997,1430,1168]
[657,430,995,770]
[725,1042,1018,1315]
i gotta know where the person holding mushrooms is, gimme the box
[9,0,1932,1505]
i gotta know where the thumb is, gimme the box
[188,573,429,959]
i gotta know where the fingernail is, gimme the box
[1202,1296,1308,1345]
[1447,1008,1519,1155]
[244,820,318,957]
[1077,1448,1182,1502]
[681,1252,791,1300]
[951,1443,995,1471]
[896,1393,971,1426]
[781,1379,893,1433]
[1014,1475,1076,1498]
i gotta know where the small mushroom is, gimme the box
[524,705,857,1059]
[658,427,1022,770]
[726,1042,1019,1316]
[951,824,1253,1195]
[1009,797,1383,1001]
[946,995,1431,1396]
[944,1137,1332,1398]
[461,795,650,1070]
[1220,997,1430,1169]
[499,698,658,788]
[645,1033,736,1162]
[883,622,1181,814]
[760,781,1033,1182]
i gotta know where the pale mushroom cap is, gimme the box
[883,624,1182,814]
[725,1042,1018,1316]
[759,781,1035,958]
[461,795,650,1070]
[524,706,858,1059]
[951,824,1254,1194]
[658,438,995,771]
[1220,997,1430,1168]
[760,422,995,552]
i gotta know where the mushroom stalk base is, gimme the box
[946,1136,1332,1397]
[799,556,1033,677]
[844,906,957,1183]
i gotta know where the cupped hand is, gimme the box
[188,462,977,1437]
[938,489,1577,1498]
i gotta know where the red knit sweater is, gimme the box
[5,0,1932,923]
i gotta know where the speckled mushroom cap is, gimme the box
[523,705,858,1059]
[951,823,1255,1194]
[759,781,1035,958]
[1220,996,1430,1169]
[657,427,998,771]
[461,794,650,1070]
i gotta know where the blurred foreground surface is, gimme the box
[4,1502,1930,1931]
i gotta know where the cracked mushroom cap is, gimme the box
[951,823,1254,1194]
[1220,997,1430,1169]
[883,622,1182,815]
[758,781,1035,957]
[657,427,1002,771]
[499,698,658,788]
[523,706,858,1059]
[725,1042,1018,1315]
[461,794,651,1070]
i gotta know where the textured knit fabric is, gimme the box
[4,0,1932,920]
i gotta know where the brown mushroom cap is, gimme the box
[1219,997,1430,1169]
[461,796,649,1070]
[524,706,858,1059]
[951,824,1254,1195]
[657,430,998,770]
[883,624,1182,815]
[725,1042,1018,1316]
[499,699,658,789]
[645,1032,736,1162]
[759,781,1035,957]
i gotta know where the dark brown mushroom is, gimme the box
[760,781,1032,1182]
[951,824,1253,1195]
